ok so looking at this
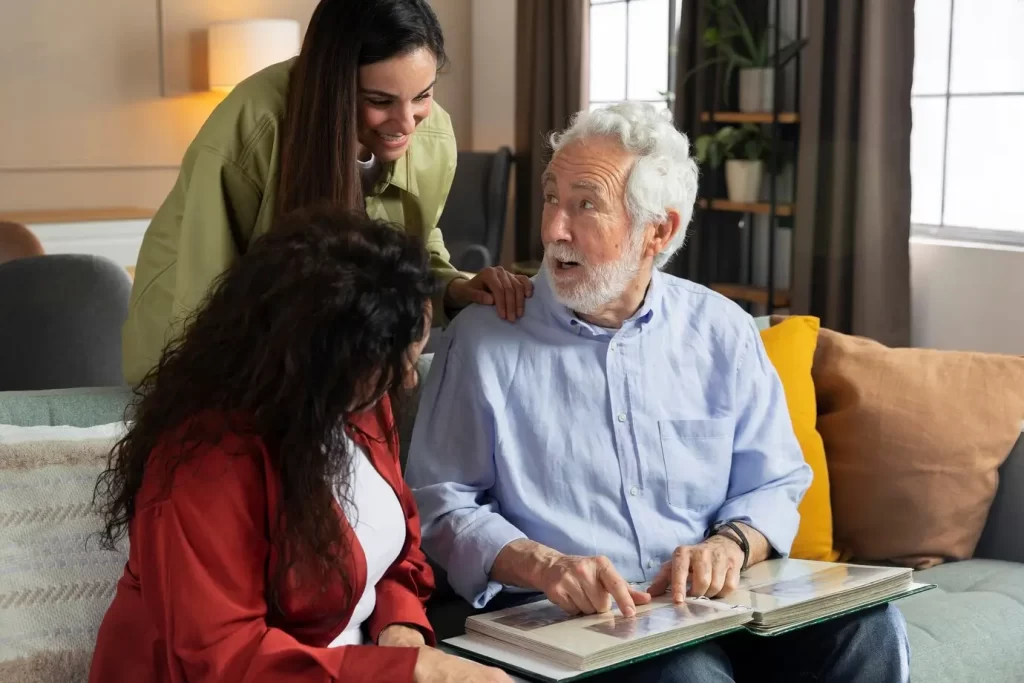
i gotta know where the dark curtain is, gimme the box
[514,0,588,264]
[792,0,914,345]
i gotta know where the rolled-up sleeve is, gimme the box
[405,335,526,607]
[716,319,812,556]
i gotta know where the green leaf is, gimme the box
[676,55,729,89]
[726,2,759,59]
[755,28,771,65]
[695,135,712,163]
[774,38,808,67]
[743,139,761,161]
[723,61,737,104]
[703,26,720,47]
[710,143,724,169]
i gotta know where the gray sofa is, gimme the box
[1,358,1022,681]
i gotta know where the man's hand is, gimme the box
[378,624,427,648]
[648,536,744,601]
[538,554,653,617]
[491,539,651,617]
[648,523,770,600]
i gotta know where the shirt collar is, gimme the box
[536,265,662,339]
[368,146,419,197]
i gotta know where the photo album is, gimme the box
[442,559,933,682]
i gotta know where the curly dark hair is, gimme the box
[94,207,436,606]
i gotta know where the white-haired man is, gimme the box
[406,102,910,682]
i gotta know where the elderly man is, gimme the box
[406,102,910,682]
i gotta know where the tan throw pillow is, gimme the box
[811,328,1024,569]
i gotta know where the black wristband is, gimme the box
[707,520,750,571]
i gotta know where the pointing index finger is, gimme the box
[598,563,637,618]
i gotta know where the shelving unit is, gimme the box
[690,1,803,315]
[697,199,794,217]
[709,283,790,308]
[699,112,799,124]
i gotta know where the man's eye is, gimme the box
[580,200,595,209]
[545,194,559,205]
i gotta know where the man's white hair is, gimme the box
[549,102,699,269]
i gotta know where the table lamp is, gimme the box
[207,19,301,92]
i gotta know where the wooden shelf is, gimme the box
[697,199,794,217]
[0,206,154,225]
[711,283,790,307]
[700,112,799,124]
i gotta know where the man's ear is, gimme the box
[645,209,681,260]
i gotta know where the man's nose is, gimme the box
[542,210,571,244]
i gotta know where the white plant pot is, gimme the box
[738,67,775,113]
[725,160,764,203]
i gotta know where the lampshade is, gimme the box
[207,19,300,92]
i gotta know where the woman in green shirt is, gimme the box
[123,0,531,385]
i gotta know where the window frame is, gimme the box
[910,0,1024,246]
[586,0,681,112]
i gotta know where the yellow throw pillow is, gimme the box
[759,316,839,562]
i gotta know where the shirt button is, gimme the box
[629,486,639,496]
[609,342,617,351]
[617,413,626,423]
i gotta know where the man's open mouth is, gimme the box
[557,259,581,270]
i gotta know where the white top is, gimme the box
[329,435,407,646]
[358,153,383,192]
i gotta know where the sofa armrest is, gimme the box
[975,433,1024,563]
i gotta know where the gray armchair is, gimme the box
[0,254,132,390]
[437,148,514,272]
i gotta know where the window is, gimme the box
[587,0,682,112]
[911,0,1024,243]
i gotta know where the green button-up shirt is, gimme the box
[122,58,463,385]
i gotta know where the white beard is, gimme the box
[543,232,645,315]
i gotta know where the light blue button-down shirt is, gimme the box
[406,268,811,608]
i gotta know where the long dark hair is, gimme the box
[277,0,447,217]
[94,208,436,605]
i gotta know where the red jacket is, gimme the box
[89,396,435,683]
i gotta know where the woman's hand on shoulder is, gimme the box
[445,266,533,322]
[414,646,513,683]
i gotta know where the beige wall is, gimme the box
[911,238,1024,354]
[0,0,479,213]
[470,0,516,152]
[430,0,474,147]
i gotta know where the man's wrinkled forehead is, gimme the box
[543,138,634,195]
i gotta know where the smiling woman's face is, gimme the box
[356,47,438,163]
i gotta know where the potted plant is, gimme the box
[694,124,769,203]
[680,0,807,113]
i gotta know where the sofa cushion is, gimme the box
[0,423,127,682]
[811,327,1024,567]
[758,316,837,562]
[903,560,1024,682]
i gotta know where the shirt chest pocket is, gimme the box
[658,419,733,511]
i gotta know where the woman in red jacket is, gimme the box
[90,208,509,683]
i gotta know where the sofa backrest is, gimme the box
[2,370,1022,562]
[0,386,133,428]
[975,432,1024,564]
